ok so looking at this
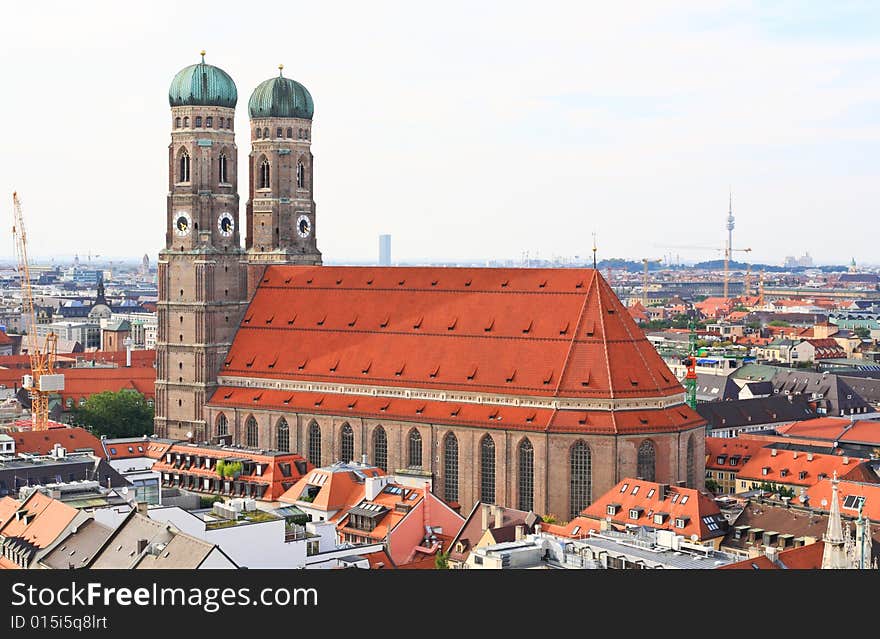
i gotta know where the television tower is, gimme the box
[723,189,735,298]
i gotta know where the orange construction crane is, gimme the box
[12,192,63,430]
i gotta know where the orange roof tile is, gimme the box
[581,478,726,541]
[718,542,824,570]
[280,464,385,511]
[219,266,687,401]
[12,427,102,456]
[704,437,773,471]
[737,447,870,488]
[0,492,78,550]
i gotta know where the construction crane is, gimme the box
[655,243,751,299]
[12,192,64,431]
[641,258,662,306]
[683,320,698,410]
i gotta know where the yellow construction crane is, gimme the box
[641,258,662,306]
[12,192,63,431]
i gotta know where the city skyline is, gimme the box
[3,2,880,265]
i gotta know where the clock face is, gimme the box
[218,212,234,237]
[174,211,192,236]
[296,214,311,238]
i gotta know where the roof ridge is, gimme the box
[552,272,595,397]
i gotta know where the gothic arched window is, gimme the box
[276,127,282,138]
[518,438,534,512]
[255,128,261,139]
[340,423,354,463]
[296,161,305,189]
[179,150,190,183]
[262,127,269,138]
[444,433,459,502]
[308,422,321,467]
[206,116,213,128]
[638,440,656,482]
[245,416,258,448]
[408,429,422,468]
[569,441,592,519]
[260,159,270,189]
[175,117,181,129]
[183,116,189,127]
[373,426,387,470]
[480,435,495,504]
[218,154,228,184]
[276,418,290,452]
[216,413,228,437]
[286,127,293,138]
[686,434,696,488]
[195,116,202,128]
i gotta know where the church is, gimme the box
[155,54,707,519]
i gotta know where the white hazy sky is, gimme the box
[2,1,879,265]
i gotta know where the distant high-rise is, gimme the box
[379,234,391,266]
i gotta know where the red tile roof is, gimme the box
[0,492,78,551]
[279,464,386,511]
[11,427,102,456]
[58,367,156,402]
[581,478,726,541]
[737,447,871,488]
[718,541,825,569]
[804,479,880,519]
[775,417,880,447]
[704,437,773,472]
[151,442,310,501]
[0,350,155,370]
[219,266,687,401]
[211,387,703,435]
[0,330,13,346]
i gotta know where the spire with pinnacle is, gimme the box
[822,472,849,569]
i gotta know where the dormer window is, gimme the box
[674,517,688,529]
[606,504,620,516]
[628,507,643,520]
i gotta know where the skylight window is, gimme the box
[631,485,639,496]
[620,483,629,493]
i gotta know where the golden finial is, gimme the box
[200,50,206,62]
[278,63,284,76]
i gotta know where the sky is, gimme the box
[2,1,880,265]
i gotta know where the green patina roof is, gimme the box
[248,67,313,119]
[169,53,237,108]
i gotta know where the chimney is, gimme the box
[494,505,504,529]
[792,451,798,459]
[843,456,849,465]
[807,453,813,461]
[136,502,148,515]
[675,480,685,488]
[764,545,779,564]
[136,539,148,554]
[771,449,778,457]
[481,503,491,532]
[515,525,526,541]
[657,483,669,501]
[361,453,368,466]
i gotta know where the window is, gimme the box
[245,416,258,448]
[183,116,189,127]
[296,161,305,189]
[629,508,642,520]
[637,440,656,482]
[276,127,282,138]
[444,433,459,502]
[568,441,592,519]
[308,422,321,466]
[373,426,387,470]
[606,504,618,516]
[276,418,290,452]
[260,159,270,189]
[216,413,228,437]
[256,128,262,139]
[179,150,190,183]
[407,429,422,468]
[518,438,534,512]
[686,434,696,488]
[219,154,228,184]
[195,116,202,127]
[680,495,689,505]
[480,435,495,503]
[263,127,269,138]
[631,485,640,496]
[646,488,655,498]
[175,117,181,129]
[675,518,687,529]
[206,116,213,128]
[286,127,293,138]
[340,423,354,463]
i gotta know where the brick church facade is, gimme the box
[156,55,706,520]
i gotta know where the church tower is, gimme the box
[155,53,248,441]
[245,65,322,297]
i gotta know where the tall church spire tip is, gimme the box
[200,50,206,63]
[278,63,284,77]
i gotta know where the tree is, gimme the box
[705,478,720,493]
[541,514,559,525]
[768,320,791,327]
[72,389,154,438]
[854,326,871,339]
[216,461,242,479]
[434,551,450,570]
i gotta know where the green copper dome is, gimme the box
[248,66,313,119]
[169,53,237,108]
